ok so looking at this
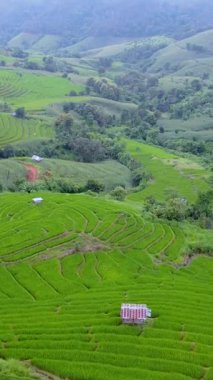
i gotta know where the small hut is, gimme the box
[32,197,43,205]
[121,304,151,324]
[32,155,43,162]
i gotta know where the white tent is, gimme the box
[32,197,43,205]
[32,155,43,162]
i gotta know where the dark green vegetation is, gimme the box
[0,0,213,46]
[0,1,212,379]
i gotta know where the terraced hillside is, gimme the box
[0,69,85,110]
[0,157,132,191]
[126,139,209,202]
[0,113,53,147]
[0,193,212,380]
[20,157,132,191]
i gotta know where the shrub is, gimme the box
[86,179,105,193]
[110,186,127,201]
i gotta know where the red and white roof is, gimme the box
[121,304,151,320]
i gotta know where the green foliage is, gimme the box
[110,186,127,201]
[55,113,74,146]
[145,196,188,221]
[86,179,105,193]
[15,107,25,118]
[189,190,213,228]
[0,358,38,380]
[69,137,107,163]
[87,78,120,101]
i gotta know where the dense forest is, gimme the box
[0,0,213,45]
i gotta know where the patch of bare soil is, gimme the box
[58,233,109,259]
[38,233,109,261]
[25,164,39,182]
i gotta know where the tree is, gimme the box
[55,114,74,146]
[70,137,106,162]
[15,107,25,118]
[191,79,202,92]
[86,179,105,193]
[110,186,127,201]
[190,190,213,220]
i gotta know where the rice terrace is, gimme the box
[0,1,212,380]
[0,193,212,380]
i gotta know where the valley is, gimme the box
[0,1,212,379]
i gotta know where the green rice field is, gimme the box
[0,193,212,380]
[125,139,209,202]
[0,69,84,110]
[0,113,53,147]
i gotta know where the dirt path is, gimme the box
[25,164,39,182]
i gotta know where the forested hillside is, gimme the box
[0,0,213,45]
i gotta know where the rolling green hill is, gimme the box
[0,193,212,380]
[149,30,213,74]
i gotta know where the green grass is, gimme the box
[125,139,209,202]
[0,193,212,380]
[0,113,53,147]
[89,97,137,116]
[0,160,26,190]
[84,36,173,59]
[18,157,132,191]
[31,35,62,53]
[0,358,39,380]
[0,69,84,110]
[0,156,132,191]
[149,30,213,74]
[158,117,213,142]
[7,33,41,50]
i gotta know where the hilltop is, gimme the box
[0,0,212,48]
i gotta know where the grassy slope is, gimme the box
[158,117,213,142]
[7,33,41,49]
[125,139,209,202]
[0,160,26,190]
[0,193,212,380]
[15,157,132,191]
[149,30,213,73]
[31,35,62,53]
[0,69,84,110]
[0,113,53,147]
[83,36,173,59]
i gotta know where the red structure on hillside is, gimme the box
[121,304,151,324]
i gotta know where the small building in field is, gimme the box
[32,197,43,205]
[121,304,151,324]
[32,155,43,163]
